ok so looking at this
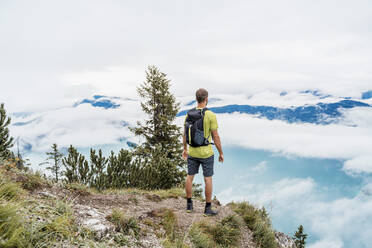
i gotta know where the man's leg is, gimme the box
[202,155,218,216]
[204,176,213,203]
[185,174,195,198]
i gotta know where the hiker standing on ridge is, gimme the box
[182,88,224,216]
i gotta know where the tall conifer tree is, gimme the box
[130,66,186,188]
[0,103,14,158]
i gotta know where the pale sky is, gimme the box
[1,0,372,112]
[2,2,372,247]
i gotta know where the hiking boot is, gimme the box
[204,206,218,216]
[186,201,193,213]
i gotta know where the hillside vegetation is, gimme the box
[0,66,300,247]
[0,164,296,248]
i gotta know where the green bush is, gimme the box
[189,215,241,248]
[213,215,241,247]
[230,202,278,248]
[189,224,214,248]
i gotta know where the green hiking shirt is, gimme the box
[184,107,218,158]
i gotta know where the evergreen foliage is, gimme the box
[130,66,186,189]
[45,66,187,190]
[89,148,108,191]
[106,149,132,188]
[294,225,307,248]
[63,145,90,184]
[0,103,14,159]
[132,145,185,190]
[41,144,64,182]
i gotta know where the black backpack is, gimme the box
[184,108,213,147]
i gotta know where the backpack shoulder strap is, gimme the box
[187,107,197,113]
[201,107,209,116]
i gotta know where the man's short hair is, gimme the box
[196,88,208,103]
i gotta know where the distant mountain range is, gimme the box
[177,100,370,125]
[69,93,372,125]
[7,90,372,156]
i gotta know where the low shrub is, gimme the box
[229,201,277,248]
[189,224,214,248]
[189,215,241,248]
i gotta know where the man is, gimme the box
[182,88,224,216]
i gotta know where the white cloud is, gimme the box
[217,176,372,248]
[61,66,145,100]
[251,161,268,172]
[1,0,372,112]
[308,239,343,248]
[218,177,316,205]
[9,98,144,153]
[343,156,372,175]
[9,91,372,176]
[178,106,372,175]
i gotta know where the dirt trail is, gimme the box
[34,185,257,247]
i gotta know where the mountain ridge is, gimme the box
[0,167,297,248]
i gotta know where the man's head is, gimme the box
[196,88,208,105]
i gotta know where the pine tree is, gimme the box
[139,144,184,190]
[63,145,90,184]
[78,155,90,185]
[90,148,108,191]
[130,66,186,189]
[106,149,133,188]
[0,103,14,159]
[41,144,64,182]
[294,225,307,248]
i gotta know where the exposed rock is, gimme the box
[276,231,297,248]
[74,204,114,239]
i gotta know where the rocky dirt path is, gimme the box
[33,185,291,248]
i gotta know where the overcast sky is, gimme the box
[1,0,372,112]
[2,2,372,247]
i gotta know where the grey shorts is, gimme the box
[187,155,214,177]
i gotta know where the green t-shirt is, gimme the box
[184,107,218,158]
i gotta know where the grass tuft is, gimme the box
[189,224,214,248]
[189,215,241,248]
[229,201,277,248]
[0,202,25,248]
[64,182,95,195]
[19,171,47,191]
[106,208,140,238]
[0,175,24,201]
